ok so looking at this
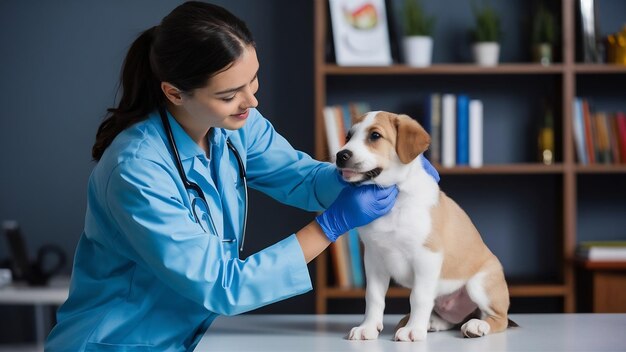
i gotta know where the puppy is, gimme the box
[337,111,512,341]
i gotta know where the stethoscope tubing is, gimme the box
[159,107,248,252]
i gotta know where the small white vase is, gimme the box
[402,36,433,67]
[472,42,500,66]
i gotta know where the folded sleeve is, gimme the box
[104,159,312,316]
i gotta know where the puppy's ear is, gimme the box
[395,114,430,164]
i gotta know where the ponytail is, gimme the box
[92,2,255,161]
[92,26,162,161]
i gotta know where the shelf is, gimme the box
[437,164,565,175]
[323,64,565,75]
[322,284,568,299]
[575,165,626,174]
[323,64,626,76]
[574,64,626,74]
[577,259,626,270]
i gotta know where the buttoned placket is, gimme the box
[208,131,241,259]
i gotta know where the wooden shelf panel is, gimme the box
[508,284,568,297]
[574,64,626,74]
[437,163,565,174]
[575,165,626,174]
[321,284,568,298]
[577,259,626,270]
[323,64,565,75]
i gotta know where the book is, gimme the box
[469,99,483,168]
[594,112,611,164]
[577,241,626,261]
[616,112,626,164]
[323,106,341,159]
[347,229,364,288]
[429,93,442,164]
[573,98,588,165]
[441,94,456,167]
[609,113,621,164]
[456,94,470,166]
[330,235,351,288]
[582,99,595,164]
[323,102,372,161]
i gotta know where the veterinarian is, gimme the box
[45,2,439,351]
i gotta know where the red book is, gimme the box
[616,112,626,164]
[582,100,596,164]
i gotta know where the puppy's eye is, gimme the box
[369,131,382,141]
[346,131,352,142]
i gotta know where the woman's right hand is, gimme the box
[315,184,398,242]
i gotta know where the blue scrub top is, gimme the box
[45,109,345,351]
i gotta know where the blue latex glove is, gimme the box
[316,185,399,242]
[421,156,440,183]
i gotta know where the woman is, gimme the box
[45,2,437,351]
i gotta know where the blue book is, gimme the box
[422,95,432,135]
[347,229,364,288]
[456,94,470,165]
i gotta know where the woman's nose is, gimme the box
[242,88,258,109]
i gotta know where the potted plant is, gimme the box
[401,0,435,67]
[532,3,556,65]
[470,1,502,66]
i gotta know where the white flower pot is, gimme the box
[472,42,500,66]
[402,36,433,67]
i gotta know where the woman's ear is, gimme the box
[395,114,431,164]
[161,82,184,106]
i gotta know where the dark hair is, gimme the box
[92,1,255,160]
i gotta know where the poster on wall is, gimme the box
[328,0,393,66]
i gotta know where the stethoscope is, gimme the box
[159,107,248,252]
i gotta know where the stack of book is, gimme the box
[330,229,365,289]
[322,101,370,288]
[424,93,484,168]
[577,241,626,261]
[322,102,371,159]
[572,98,626,165]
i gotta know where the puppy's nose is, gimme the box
[336,149,353,168]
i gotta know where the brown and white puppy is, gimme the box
[337,111,512,341]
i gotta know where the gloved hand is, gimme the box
[421,156,440,183]
[316,185,398,242]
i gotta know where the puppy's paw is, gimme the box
[394,326,427,342]
[461,319,491,338]
[428,314,454,332]
[348,323,382,340]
